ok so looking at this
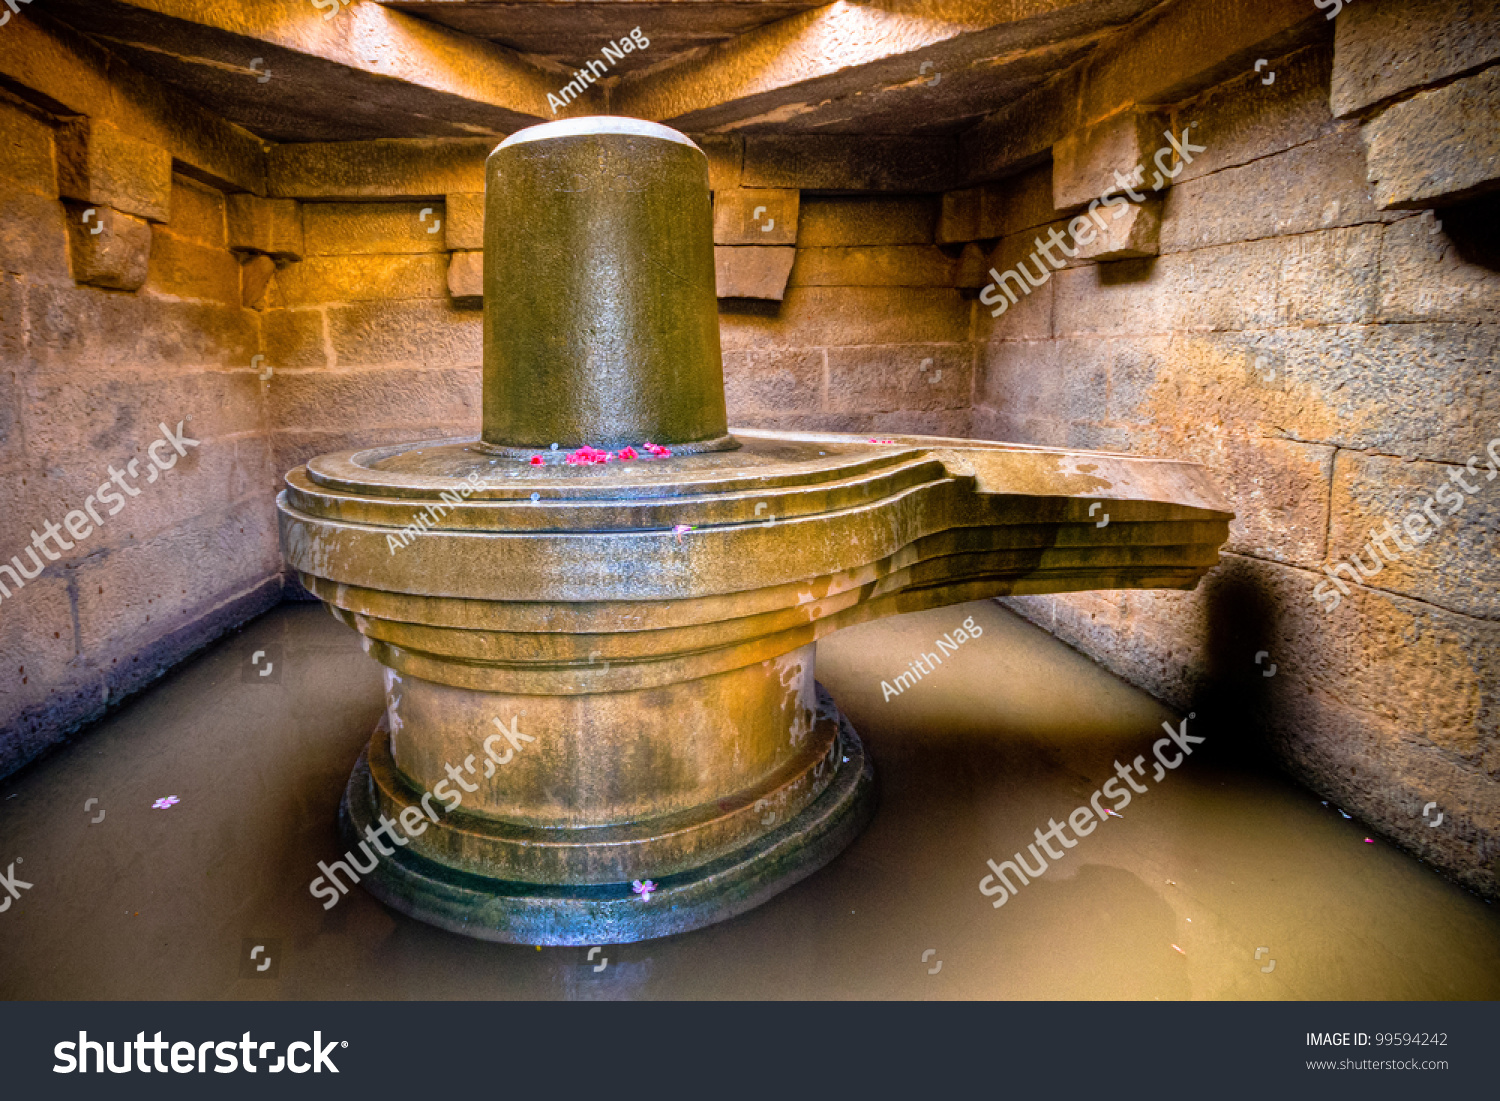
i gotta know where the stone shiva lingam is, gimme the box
[278,116,1232,945]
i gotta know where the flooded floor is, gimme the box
[1,599,1496,1000]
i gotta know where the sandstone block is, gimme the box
[226,194,305,259]
[73,498,281,657]
[1328,449,1500,619]
[826,344,971,413]
[28,431,271,555]
[743,136,955,191]
[937,188,981,245]
[1089,333,1174,426]
[444,192,485,251]
[970,407,1068,449]
[872,409,973,438]
[21,367,263,464]
[954,242,992,292]
[241,253,277,310]
[0,562,85,773]
[1053,224,1382,337]
[274,253,449,307]
[25,282,258,370]
[1172,44,1339,185]
[1072,198,1160,261]
[63,201,150,291]
[0,283,22,424]
[327,300,482,367]
[1363,65,1500,208]
[695,134,743,191]
[787,246,955,288]
[713,189,798,245]
[145,230,241,305]
[447,250,484,304]
[1288,576,1495,756]
[1377,211,1500,325]
[979,165,1055,239]
[1162,128,1394,253]
[261,308,328,369]
[0,13,112,130]
[796,196,937,246]
[1065,422,1133,452]
[979,338,1108,425]
[169,177,227,249]
[722,348,823,415]
[1115,324,1500,468]
[267,366,481,434]
[979,338,1060,417]
[960,67,1081,184]
[964,405,1015,445]
[972,230,1058,342]
[1146,426,1334,566]
[969,183,1002,240]
[0,190,71,280]
[1078,0,1319,124]
[56,118,172,223]
[268,139,490,200]
[1053,110,1167,211]
[17,370,268,549]
[714,246,795,300]
[35,16,264,194]
[304,201,448,255]
[0,95,60,197]
[719,286,968,351]
[1332,0,1500,118]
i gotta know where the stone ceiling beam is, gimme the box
[39,0,580,142]
[267,138,493,199]
[1076,0,1326,122]
[612,0,1155,132]
[379,0,829,76]
[959,0,1328,183]
[0,11,266,192]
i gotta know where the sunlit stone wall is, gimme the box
[0,88,281,777]
[981,33,1500,899]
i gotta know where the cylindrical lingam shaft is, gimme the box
[481,117,730,453]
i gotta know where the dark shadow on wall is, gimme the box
[1441,195,1500,271]
[716,298,781,319]
[1096,256,1157,286]
[1182,557,1284,771]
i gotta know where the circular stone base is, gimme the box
[338,705,876,946]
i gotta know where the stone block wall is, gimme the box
[0,86,282,778]
[259,186,972,456]
[723,194,973,438]
[260,200,483,481]
[976,29,1500,898]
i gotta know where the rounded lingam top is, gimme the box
[496,115,701,151]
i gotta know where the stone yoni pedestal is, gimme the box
[278,116,1232,944]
